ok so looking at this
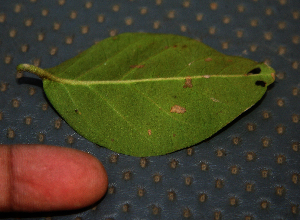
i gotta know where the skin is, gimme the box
[0,144,108,212]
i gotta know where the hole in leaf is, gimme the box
[255,81,266,87]
[247,68,261,75]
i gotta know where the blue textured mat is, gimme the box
[0,1,299,219]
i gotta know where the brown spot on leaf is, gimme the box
[75,109,82,115]
[205,57,212,62]
[271,72,275,80]
[170,105,186,114]
[182,45,188,48]
[210,97,220,102]
[188,61,194,66]
[183,77,193,88]
[130,65,145,68]
[173,45,178,48]
[148,129,152,136]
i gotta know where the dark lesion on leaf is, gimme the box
[170,105,186,114]
[183,77,193,88]
[75,109,82,115]
[247,67,261,75]
[255,81,266,87]
[247,68,266,87]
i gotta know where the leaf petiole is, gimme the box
[17,64,63,83]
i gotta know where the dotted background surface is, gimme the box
[0,0,299,219]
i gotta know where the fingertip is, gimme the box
[0,144,108,212]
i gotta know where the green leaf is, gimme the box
[17,33,275,156]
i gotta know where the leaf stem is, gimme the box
[16,63,275,87]
[16,64,62,82]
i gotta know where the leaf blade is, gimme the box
[18,33,275,156]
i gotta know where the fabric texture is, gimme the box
[0,1,299,219]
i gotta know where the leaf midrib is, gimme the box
[47,74,252,85]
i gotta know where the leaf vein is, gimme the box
[129,85,192,126]
[87,85,155,146]
[174,50,215,77]
[73,38,146,80]
[120,41,183,80]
